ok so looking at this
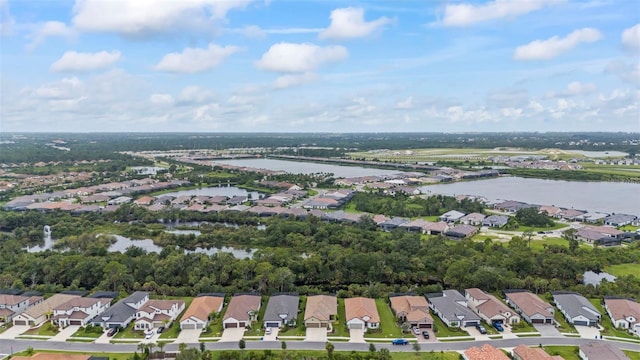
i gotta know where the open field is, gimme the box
[543,346,580,360]
[605,263,640,277]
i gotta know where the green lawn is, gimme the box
[605,263,640,277]
[364,299,402,338]
[553,310,578,334]
[24,323,58,336]
[543,346,580,360]
[516,222,568,232]
[12,350,132,360]
[70,325,104,338]
[430,311,469,337]
[333,298,349,337]
[624,350,640,360]
[510,320,538,333]
[113,323,145,339]
[588,298,637,339]
[157,296,192,339]
[529,237,588,251]
[201,301,229,338]
[278,296,306,336]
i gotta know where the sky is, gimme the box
[0,0,638,133]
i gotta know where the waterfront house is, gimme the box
[604,214,637,227]
[180,295,224,330]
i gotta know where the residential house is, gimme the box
[463,344,510,360]
[0,294,30,324]
[263,294,300,328]
[575,212,609,224]
[439,210,466,223]
[378,217,409,232]
[13,294,79,327]
[538,206,563,217]
[223,294,261,329]
[389,295,433,328]
[504,291,554,324]
[427,290,481,328]
[399,219,432,233]
[604,214,637,227]
[460,213,486,226]
[512,345,563,360]
[423,221,449,235]
[180,295,224,330]
[51,297,111,329]
[604,298,640,335]
[494,200,536,213]
[552,292,600,326]
[483,215,510,228]
[134,299,186,330]
[465,288,520,325]
[344,297,380,330]
[134,196,155,206]
[579,341,630,360]
[304,295,337,330]
[93,291,149,329]
[445,224,478,239]
[557,208,586,220]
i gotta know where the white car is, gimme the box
[265,327,272,335]
[145,331,153,339]
[412,327,420,335]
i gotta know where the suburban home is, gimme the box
[51,297,111,329]
[223,294,261,329]
[482,215,510,228]
[538,206,563,217]
[399,219,432,233]
[389,295,433,329]
[439,210,466,223]
[463,344,510,360]
[604,214,637,227]
[134,299,186,330]
[444,224,478,239]
[493,200,536,213]
[344,297,380,330]
[179,295,224,330]
[263,294,300,329]
[13,294,79,327]
[579,341,630,360]
[504,290,554,324]
[465,288,520,325]
[378,217,409,232]
[552,292,601,326]
[304,295,337,330]
[512,344,563,360]
[423,221,449,235]
[460,213,486,226]
[93,291,149,329]
[604,297,640,335]
[427,290,480,328]
[557,208,587,220]
[0,294,31,324]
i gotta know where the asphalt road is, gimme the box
[2,337,640,356]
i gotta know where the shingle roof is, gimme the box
[604,298,640,323]
[223,295,261,322]
[304,295,337,322]
[553,292,600,321]
[263,295,299,323]
[579,341,630,360]
[505,291,553,319]
[0,294,29,306]
[180,296,224,323]
[24,294,80,319]
[427,290,480,323]
[512,345,564,360]
[464,344,510,360]
[345,297,380,323]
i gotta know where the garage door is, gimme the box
[306,323,321,328]
[70,320,83,325]
[265,322,280,328]
[574,321,588,326]
[349,323,364,329]
[14,320,27,326]
[464,321,479,327]
[225,322,238,328]
[197,323,204,329]
[182,324,196,330]
[531,318,544,324]
[419,323,431,328]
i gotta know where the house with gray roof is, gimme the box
[439,210,466,223]
[92,291,149,329]
[378,217,409,232]
[579,341,630,360]
[604,214,637,227]
[263,294,299,328]
[445,224,478,239]
[482,215,509,228]
[460,213,486,226]
[552,292,600,327]
[426,290,480,328]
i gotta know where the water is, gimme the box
[185,246,255,259]
[26,233,55,253]
[420,177,640,215]
[161,186,261,199]
[215,158,408,178]
[165,229,202,236]
[108,235,164,253]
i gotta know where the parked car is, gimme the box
[145,331,153,339]
[265,327,272,335]
[493,322,504,332]
[476,324,487,334]
[106,328,118,337]
[392,338,409,345]
[422,331,430,339]
[157,326,165,334]
[412,327,420,335]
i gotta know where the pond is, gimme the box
[583,271,617,287]
[161,185,261,199]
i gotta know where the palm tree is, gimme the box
[158,342,166,359]
[325,342,335,359]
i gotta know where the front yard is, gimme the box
[589,298,639,339]
[543,346,580,360]
[363,299,402,338]
[332,298,349,338]
[70,325,104,338]
[24,323,58,336]
[430,312,469,338]
[553,310,578,334]
[113,323,145,339]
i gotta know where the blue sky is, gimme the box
[0,0,638,132]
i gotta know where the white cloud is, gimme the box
[447,106,491,123]
[346,97,376,116]
[439,0,560,27]
[605,60,640,84]
[72,0,254,36]
[50,50,121,72]
[27,21,75,50]
[546,81,597,97]
[154,43,240,73]
[514,28,602,60]
[149,93,174,106]
[255,42,348,73]
[621,23,640,52]
[395,96,413,109]
[273,72,319,89]
[34,77,83,99]
[177,86,215,104]
[319,7,391,40]
[0,0,14,36]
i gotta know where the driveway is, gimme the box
[175,328,203,344]
[533,324,562,337]
[220,327,245,342]
[0,325,29,339]
[348,328,365,343]
[415,329,435,343]
[500,323,518,339]
[49,325,80,342]
[575,325,601,339]
[466,326,490,340]
[305,327,327,342]
[262,327,280,341]
[94,330,112,344]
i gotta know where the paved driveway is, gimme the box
[220,327,245,342]
[533,324,562,337]
[348,328,365,343]
[0,325,29,339]
[466,326,490,340]
[575,325,600,339]
[263,327,279,341]
[94,330,112,344]
[305,327,327,342]
[175,328,203,344]
[500,323,518,339]
[49,325,80,342]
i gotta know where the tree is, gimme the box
[413,342,421,354]
[158,341,166,359]
[326,342,335,359]
[238,339,246,350]
[369,342,376,353]
[281,341,287,350]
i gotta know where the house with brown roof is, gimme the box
[134,299,185,330]
[0,294,31,324]
[304,295,337,330]
[13,294,80,327]
[579,341,630,360]
[223,294,261,329]
[180,295,224,330]
[460,212,486,226]
[134,196,155,206]
[604,298,640,335]
[51,297,111,329]
[389,295,433,329]
[465,288,520,325]
[463,344,509,360]
[512,345,563,360]
[345,297,380,330]
[504,290,554,324]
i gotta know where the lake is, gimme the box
[215,158,407,178]
[420,177,640,215]
[161,186,261,199]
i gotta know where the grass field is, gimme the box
[605,263,640,277]
[543,346,580,360]
[24,323,58,336]
[70,325,103,338]
[334,298,349,338]
[624,350,640,360]
[365,299,403,338]
[553,310,578,334]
